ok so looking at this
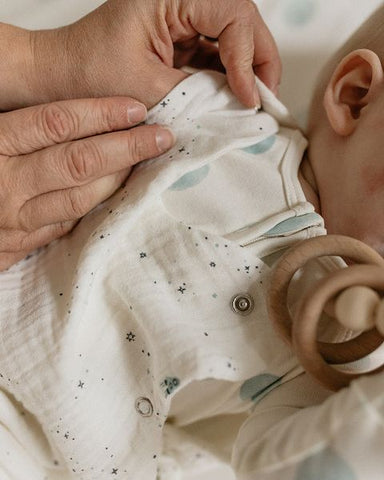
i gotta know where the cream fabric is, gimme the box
[0,71,331,479]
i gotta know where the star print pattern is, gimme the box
[126,332,136,342]
[0,71,329,480]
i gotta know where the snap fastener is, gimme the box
[231,294,254,315]
[135,397,153,417]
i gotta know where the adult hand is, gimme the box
[25,0,281,110]
[0,97,174,271]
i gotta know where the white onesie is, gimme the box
[0,71,383,480]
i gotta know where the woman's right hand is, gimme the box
[0,96,174,271]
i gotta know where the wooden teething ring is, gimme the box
[293,264,384,390]
[267,234,384,390]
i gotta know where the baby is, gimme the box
[1,6,384,480]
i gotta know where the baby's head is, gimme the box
[306,6,384,255]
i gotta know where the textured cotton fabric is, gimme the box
[0,71,382,480]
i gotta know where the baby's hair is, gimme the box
[309,5,384,130]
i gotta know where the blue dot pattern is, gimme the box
[263,213,323,237]
[284,0,316,26]
[296,447,357,480]
[168,165,210,191]
[242,135,276,155]
[240,373,282,404]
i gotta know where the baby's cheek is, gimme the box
[361,164,384,196]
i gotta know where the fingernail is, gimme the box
[253,85,261,110]
[156,127,175,152]
[127,102,147,123]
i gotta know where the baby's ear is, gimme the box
[323,49,383,136]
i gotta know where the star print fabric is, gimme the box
[0,71,381,480]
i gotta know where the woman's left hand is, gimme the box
[29,0,281,109]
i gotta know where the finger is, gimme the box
[0,97,148,156]
[178,0,281,107]
[218,21,257,108]
[0,251,30,272]
[13,124,174,199]
[18,170,129,231]
[219,3,281,106]
[252,25,282,96]
[0,220,75,254]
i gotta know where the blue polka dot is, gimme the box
[296,447,357,480]
[240,373,281,404]
[168,165,210,191]
[284,0,316,26]
[242,136,276,155]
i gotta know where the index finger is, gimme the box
[179,0,281,107]
[0,97,147,156]
[252,18,282,95]
[218,3,281,107]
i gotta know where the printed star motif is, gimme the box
[160,101,167,108]
[126,332,136,342]
[209,262,216,267]
[78,380,85,388]
[64,432,69,439]
[140,252,147,258]
[178,146,186,153]
[178,286,186,294]
[244,266,250,272]
[111,468,118,475]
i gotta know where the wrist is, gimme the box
[29,26,76,105]
[0,23,38,110]
[0,23,76,110]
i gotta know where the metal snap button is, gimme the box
[231,293,254,315]
[135,397,153,417]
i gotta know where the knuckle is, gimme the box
[126,132,149,163]
[67,187,91,219]
[38,103,79,144]
[65,140,104,184]
[234,0,257,25]
[17,208,35,233]
[18,232,34,252]
[56,221,76,237]
[50,221,75,240]
[95,99,119,132]
[236,0,254,17]
[0,170,25,229]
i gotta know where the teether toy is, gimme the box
[334,286,380,331]
[267,234,384,391]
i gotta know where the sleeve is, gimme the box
[231,371,384,480]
